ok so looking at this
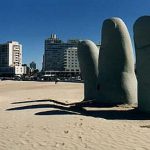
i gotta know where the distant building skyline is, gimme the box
[0,0,148,70]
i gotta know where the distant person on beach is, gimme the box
[55,78,60,84]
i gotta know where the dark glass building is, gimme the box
[43,34,79,71]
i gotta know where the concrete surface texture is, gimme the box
[134,16,150,112]
[78,40,99,100]
[96,17,137,104]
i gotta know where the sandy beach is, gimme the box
[0,81,150,150]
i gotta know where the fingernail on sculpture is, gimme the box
[134,16,150,112]
[96,17,137,104]
[78,40,99,100]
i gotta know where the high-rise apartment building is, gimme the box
[0,41,23,76]
[30,61,36,71]
[43,34,63,71]
[64,47,80,72]
[43,34,80,72]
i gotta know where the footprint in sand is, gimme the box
[64,130,69,134]
[75,122,83,127]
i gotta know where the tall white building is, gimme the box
[0,41,23,76]
[9,41,22,67]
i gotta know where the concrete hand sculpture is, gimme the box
[78,40,99,101]
[134,16,150,112]
[78,17,137,105]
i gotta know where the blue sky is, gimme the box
[0,0,149,69]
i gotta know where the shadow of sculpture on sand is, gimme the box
[7,99,150,120]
